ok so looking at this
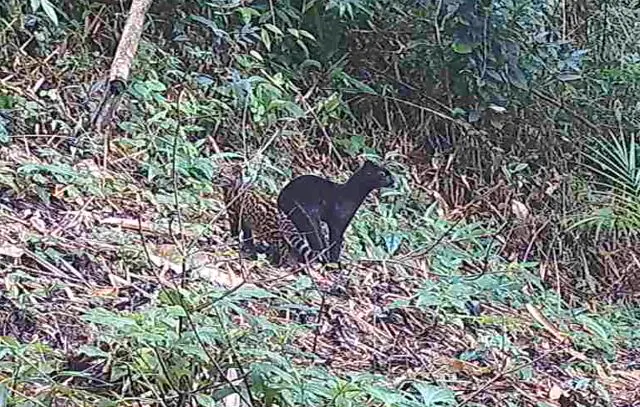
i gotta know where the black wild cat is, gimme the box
[277,160,394,264]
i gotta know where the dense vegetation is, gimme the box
[0,0,638,405]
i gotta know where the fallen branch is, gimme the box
[91,0,154,131]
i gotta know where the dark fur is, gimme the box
[277,160,394,264]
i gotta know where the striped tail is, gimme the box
[276,211,327,264]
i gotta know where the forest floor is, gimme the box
[1,138,639,406]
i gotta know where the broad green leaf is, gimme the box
[414,383,456,406]
[190,15,218,31]
[40,0,59,26]
[264,23,283,36]
[452,42,473,54]
[298,29,316,41]
[250,50,263,62]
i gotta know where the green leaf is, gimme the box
[298,29,316,41]
[300,59,322,70]
[557,73,582,81]
[264,23,283,36]
[77,345,110,358]
[195,394,216,407]
[261,28,271,51]
[0,95,14,109]
[190,15,218,31]
[237,7,259,24]
[413,383,456,406]
[250,50,263,62]
[452,42,473,54]
[146,79,167,92]
[451,107,466,117]
[30,0,40,13]
[366,385,407,404]
[0,122,9,144]
[82,307,138,329]
[351,79,376,95]
[384,233,403,254]
[40,0,59,26]
[302,0,319,13]
[295,39,309,58]
[513,163,528,172]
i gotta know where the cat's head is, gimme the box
[356,160,394,189]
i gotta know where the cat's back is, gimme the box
[278,174,336,209]
[286,174,334,189]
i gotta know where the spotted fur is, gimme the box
[220,165,321,266]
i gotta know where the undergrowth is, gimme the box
[0,0,639,406]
